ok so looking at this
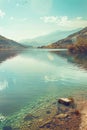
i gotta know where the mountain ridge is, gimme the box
[40,27,87,49]
[20,29,81,47]
[0,35,25,50]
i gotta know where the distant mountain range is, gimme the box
[40,27,87,49]
[20,29,81,47]
[0,27,86,50]
[0,35,25,50]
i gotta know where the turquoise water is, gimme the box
[0,49,87,129]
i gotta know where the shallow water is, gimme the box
[0,49,87,129]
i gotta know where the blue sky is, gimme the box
[0,0,87,41]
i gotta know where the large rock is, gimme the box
[56,113,68,119]
[57,98,76,114]
[58,98,74,106]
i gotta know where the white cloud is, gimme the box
[0,10,5,18]
[44,75,58,82]
[10,16,14,20]
[10,17,27,22]
[40,16,87,30]
[22,18,27,21]
[76,17,82,20]
[40,16,58,23]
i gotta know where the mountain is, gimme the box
[0,35,25,50]
[20,29,80,47]
[41,27,87,49]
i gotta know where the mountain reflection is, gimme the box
[51,50,87,70]
[0,50,21,64]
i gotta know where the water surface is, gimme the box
[0,49,87,128]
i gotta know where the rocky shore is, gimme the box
[3,97,87,130]
[2,97,87,130]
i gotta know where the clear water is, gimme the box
[0,49,87,129]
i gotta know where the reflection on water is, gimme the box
[52,50,87,70]
[0,49,87,129]
[72,54,87,69]
[0,50,20,64]
[0,80,8,91]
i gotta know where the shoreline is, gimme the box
[79,100,87,130]
[20,96,87,130]
[1,93,87,130]
[19,97,85,130]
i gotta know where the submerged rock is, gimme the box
[24,114,34,121]
[39,111,81,130]
[24,113,38,121]
[3,126,12,130]
[39,119,52,128]
[13,128,20,130]
[46,110,51,114]
[56,113,68,119]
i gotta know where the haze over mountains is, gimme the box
[20,29,81,47]
[0,27,87,50]
[40,27,87,49]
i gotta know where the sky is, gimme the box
[0,0,87,41]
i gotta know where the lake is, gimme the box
[0,49,87,129]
